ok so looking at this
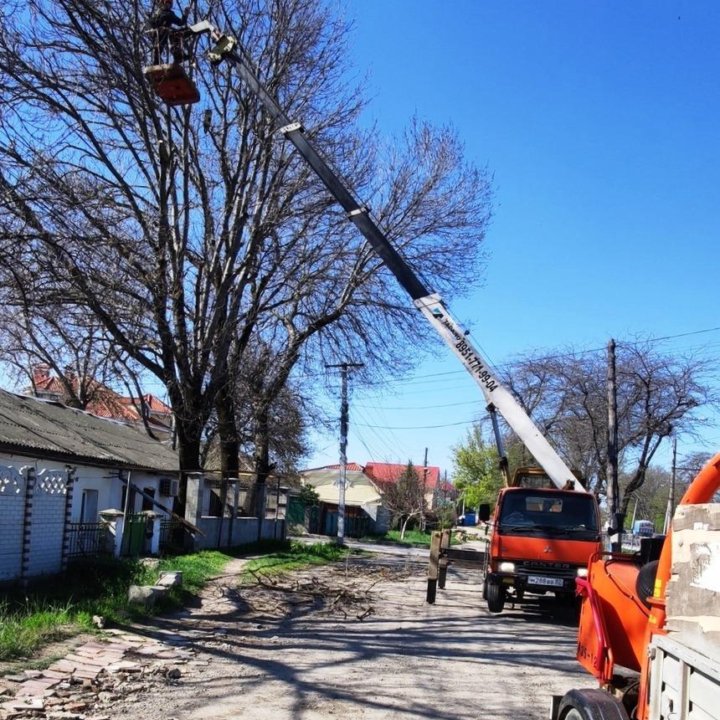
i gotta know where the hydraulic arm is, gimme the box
[178,21,583,491]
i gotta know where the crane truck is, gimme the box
[479,467,601,613]
[551,452,720,720]
[143,19,602,613]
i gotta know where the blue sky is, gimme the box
[306,1,720,475]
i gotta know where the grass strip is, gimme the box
[0,539,349,663]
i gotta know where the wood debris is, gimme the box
[246,562,411,620]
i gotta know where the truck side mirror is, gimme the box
[479,504,491,522]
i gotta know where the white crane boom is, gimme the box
[163,22,584,492]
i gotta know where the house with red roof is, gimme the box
[298,463,391,537]
[28,364,173,441]
[297,460,456,539]
[364,461,451,510]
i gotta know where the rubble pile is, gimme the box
[0,557,418,719]
[0,632,195,720]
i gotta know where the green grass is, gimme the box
[362,530,455,548]
[386,529,433,546]
[153,550,230,593]
[0,540,348,664]
[241,541,352,581]
[363,529,460,547]
[0,597,92,661]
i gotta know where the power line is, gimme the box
[354,399,480,411]
[356,418,478,430]
[341,324,720,391]
[650,326,720,343]
[291,325,720,391]
[352,403,406,458]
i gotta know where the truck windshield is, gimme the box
[498,490,598,536]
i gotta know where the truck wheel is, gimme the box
[486,579,505,613]
[557,688,630,720]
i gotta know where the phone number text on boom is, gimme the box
[455,339,498,392]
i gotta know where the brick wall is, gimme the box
[0,464,25,582]
[28,468,70,576]
[0,459,72,583]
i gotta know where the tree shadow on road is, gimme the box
[116,554,584,720]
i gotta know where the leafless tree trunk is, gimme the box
[381,462,426,539]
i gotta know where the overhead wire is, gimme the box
[351,400,406,459]
[350,418,398,464]
[356,418,478,430]
[333,333,720,442]
[353,324,720,387]
[354,399,480,411]
[303,325,720,467]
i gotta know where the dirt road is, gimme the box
[92,550,588,720]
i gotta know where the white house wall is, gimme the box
[71,468,174,520]
[0,462,25,582]
[0,449,178,584]
[125,473,175,516]
[0,455,72,582]
[71,465,119,520]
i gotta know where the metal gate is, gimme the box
[121,513,147,556]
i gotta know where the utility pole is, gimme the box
[664,436,678,534]
[607,339,622,551]
[422,447,429,531]
[671,435,677,519]
[326,362,363,544]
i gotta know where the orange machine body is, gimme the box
[573,452,720,720]
[143,63,200,106]
[575,554,650,683]
[486,486,601,605]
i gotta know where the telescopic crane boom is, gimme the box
[158,21,584,492]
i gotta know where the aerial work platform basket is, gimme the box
[143,63,200,106]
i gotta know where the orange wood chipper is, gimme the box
[551,453,720,720]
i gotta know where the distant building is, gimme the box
[364,461,445,509]
[298,463,391,537]
[297,459,453,538]
[28,364,173,441]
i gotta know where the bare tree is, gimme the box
[501,340,717,510]
[0,0,492,514]
[211,111,494,491]
[380,462,426,540]
[0,298,115,409]
[203,345,313,473]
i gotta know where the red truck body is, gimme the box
[483,484,602,613]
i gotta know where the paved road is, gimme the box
[1,541,589,719]
[100,547,588,720]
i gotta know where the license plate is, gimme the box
[527,575,565,588]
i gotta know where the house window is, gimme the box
[142,488,155,512]
[80,489,99,523]
[208,488,223,517]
